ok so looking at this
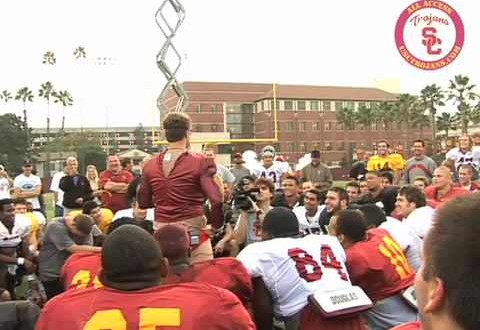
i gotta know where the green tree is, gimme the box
[42,51,56,65]
[0,114,31,173]
[355,105,377,149]
[420,84,445,154]
[412,113,431,140]
[54,90,74,133]
[375,101,397,138]
[396,94,420,148]
[436,112,457,143]
[336,107,355,165]
[73,46,87,59]
[447,74,478,134]
[15,87,34,127]
[1,90,13,105]
[39,82,56,176]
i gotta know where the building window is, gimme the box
[315,121,322,130]
[274,143,281,152]
[211,124,218,131]
[211,104,221,112]
[301,122,308,131]
[270,100,280,111]
[304,142,310,151]
[347,101,355,110]
[323,101,331,111]
[311,101,319,111]
[284,100,293,111]
[196,104,202,113]
[297,100,306,111]
[335,101,343,111]
[338,142,345,150]
[336,122,344,130]
[196,124,202,132]
[286,122,295,131]
[287,142,295,152]
[325,122,332,130]
[325,142,332,151]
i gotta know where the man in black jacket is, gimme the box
[59,157,93,215]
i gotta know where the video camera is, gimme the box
[233,177,260,211]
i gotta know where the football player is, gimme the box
[37,225,255,330]
[252,146,290,189]
[329,210,418,329]
[60,217,153,291]
[155,224,253,306]
[238,207,365,330]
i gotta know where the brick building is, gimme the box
[162,81,431,166]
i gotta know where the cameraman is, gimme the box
[233,178,273,248]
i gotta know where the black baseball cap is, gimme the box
[311,150,321,158]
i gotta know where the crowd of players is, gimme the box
[0,111,480,330]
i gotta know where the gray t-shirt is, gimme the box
[38,217,93,281]
[403,156,437,183]
[230,166,252,184]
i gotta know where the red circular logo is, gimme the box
[395,0,464,70]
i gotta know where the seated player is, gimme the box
[238,207,365,330]
[393,193,480,330]
[61,217,153,291]
[356,204,422,271]
[155,224,252,306]
[69,201,114,234]
[329,210,418,330]
[37,225,255,330]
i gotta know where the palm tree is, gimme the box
[14,87,34,127]
[42,51,56,65]
[73,46,87,59]
[420,84,445,154]
[38,82,56,148]
[355,105,377,149]
[375,101,397,139]
[396,94,419,149]
[412,113,431,140]
[1,90,13,105]
[54,90,74,133]
[436,112,457,143]
[447,75,478,134]
[336,106,356,163]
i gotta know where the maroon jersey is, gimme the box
[138,151,223,228]
[346,228,415,302]
[61,252,102,291]
[99,170,134,212]
[299,303,366,330]
[164,257,253,306]
[36,282,255,330]
[390,321,422,330]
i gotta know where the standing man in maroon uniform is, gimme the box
[99,155,134,213]
[138,112,223,262]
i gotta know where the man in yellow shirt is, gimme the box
[68,201,113,234]
[367,140,405,184]
[13,199,41,251]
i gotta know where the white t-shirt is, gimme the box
[14,173,42,209]
[252,161,290,189]
[50,171,66,207]
[0,215,31,248]
[0,177,11,199]
[112,208,155,222]
[379,217,422,271]
[403,206,435,239]
[446,148,480,172]
[293,205,326,235]
[238,235,352,318]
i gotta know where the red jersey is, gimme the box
[138,151,223,228]
[299,303,365,330]
[346,228,415,302]
[99,170,134,212]
[424,185,468,209]
[36,282,255,330]
[61,252,102,291]
[390,321,422,330]
[164,257,253,306]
